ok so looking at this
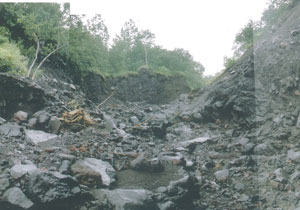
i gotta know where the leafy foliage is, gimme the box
[0,35,28,75]
[0,2,206,88]
[224,0,299,69]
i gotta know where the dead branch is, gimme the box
[31,44,67,80]
[96,91,114,109]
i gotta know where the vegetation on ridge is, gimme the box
[0,3,205,89]
[224,0,300,70]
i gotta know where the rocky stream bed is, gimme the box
[1,2,300,210]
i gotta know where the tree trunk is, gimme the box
[144,44,148,67]
[27,36,39,78]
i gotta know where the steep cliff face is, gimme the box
[254,2,300,121]
[82,69,191,104]
[181,1,300,130]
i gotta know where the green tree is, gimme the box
[233,20,255,57]
[0,3,68,79]
[87,14,110,46]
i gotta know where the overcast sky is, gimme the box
[0,0,270,75]
[70,0,269,75]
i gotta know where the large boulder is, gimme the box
[24,170,81,204]
[1,187,34,209]
[71,158,116,187]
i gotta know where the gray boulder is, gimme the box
[215,169,229,182]
[0,123,22,137]
[33,110,50,125]
[71,158,116,187]
[10,164,37,179]
[130,152,164,172]
[48,116,61,134]
[25,129,58,145]
[2,187,34,209]
[24,170,80,203]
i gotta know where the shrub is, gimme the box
[0,38,28,75]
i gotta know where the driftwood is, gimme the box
[58,108,95,126]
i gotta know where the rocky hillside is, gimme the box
[0,1,300,210]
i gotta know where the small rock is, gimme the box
[238,137,249,146]
[178,137,210,152]
[279,41,289,48]
[192,112,203,122]
[33,110,50,124]
[0,178,10,192]
[58,153,76,161]
[70,84,76,90]
[59,160,71,174]
[296,114,300,128]
[291,30,300,36]
[10,164,37,179]
[28,118,37,128]
[145,107,153,112]
[254,143,270,155]
[234,183,245,191]
[158,201,175,210]
[25,130,58,145]
[215,169,229,181]
[2,187,34,209]
[130,116,140,124]
[238,194,249,202]
[242,143,255,154]
[287,150,300,162]
[269,180,283,190]
[103,114,116,132]
[0,123,22,137]
[130,152,164,172]
[0,117,6,125]
[13,111,28,122]
[48,116,61,134]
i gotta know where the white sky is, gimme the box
[0,0,270,75]
[70,0,269,75]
